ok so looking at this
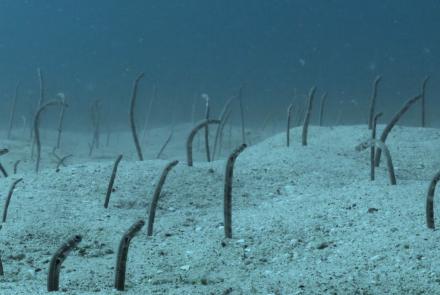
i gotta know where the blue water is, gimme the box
[0,0,438,128]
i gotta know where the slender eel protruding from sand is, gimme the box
[147,160,179,236]
[212,96,234,160]
[224,144,247,239]
[115,220,145,291]
[203,94,211,162]
[51,148,64,164]
[2,178,23,223]
[13,160,20,174]
[47,235,82,292]
[217,108,233,159]
[56,95,67,149]
[55,154,72,172]
[375,94,422,167]
[426,171,440,229]
[88,99,101,156]
[129,73,145,161]
[0,164,8,178]
[34,100,68,173]
[421,76,430,127]
[357,139,396,185]
[319,92,327,127]
[104,154,123,208]
[286,103,294,147]
[156,129,174,159]
[7,81,20,139]
[371,112,383,181]
[186,119,221,166]
[0,149,9,177]
[31,68,46,157]
[368,75,382,130]
[37,68,45,109]
[302,86,317,146]
[0,255,3,276]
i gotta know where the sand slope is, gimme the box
[1,125,440,294]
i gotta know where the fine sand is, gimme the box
[1,124,440,294]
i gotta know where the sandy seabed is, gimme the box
[1,124,440,295]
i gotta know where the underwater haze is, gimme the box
[2,1,440,295]
[0,0,439,129]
